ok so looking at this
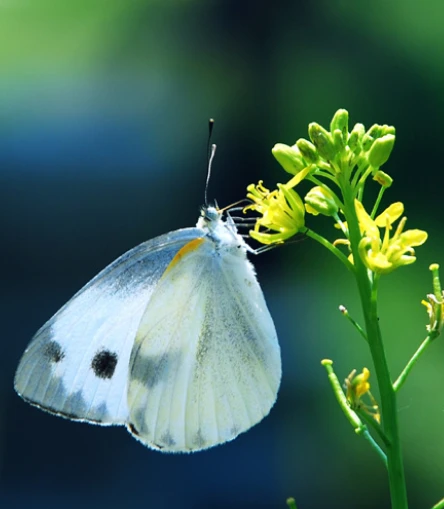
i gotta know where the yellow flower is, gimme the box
[355,200,427,274]
[422,264,444,334]
[245,181,305,245]
[422,294,443,333]
[344,368,380,424]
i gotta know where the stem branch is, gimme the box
[321,360,387,467]
[305,229,354,273]
[393,334,434,392]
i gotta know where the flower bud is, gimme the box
[332,129,345,153]
[348,123,365,154]
[304,186,338,216]
[367,123,383,139]
[330,109,349,143]
[361,133,375,152]
[381,124,396,136]
[373,170,393,188]
[272,143,307,175]
[308,122,336,161]
[368,134,396,168]
[296,138,319,164]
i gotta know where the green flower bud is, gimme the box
[308,123,336,161]
[348,123,365,155]
[361,133,375,152]
[381,124,396,136]
[332,129,345,153]
[367,124,383,139]
[330,109,349,143]
[368,134,396,168]
[373,170,393,188]
[296,138,319,164]
[272,143,307,175]
[304,186,338,216]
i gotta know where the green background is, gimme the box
[1,1,443,508]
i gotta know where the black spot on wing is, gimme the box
[193,429,206,449]
[43,341,65,363]
[159,431,176,447]
[130,351,180,388]
[140,436,173,451]
[91,350,118,379]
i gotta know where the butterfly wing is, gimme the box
[127,237,281,452]
[14,228,202,425]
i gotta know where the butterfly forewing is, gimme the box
[14,228,202,425]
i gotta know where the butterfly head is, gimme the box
[197,205,247,253]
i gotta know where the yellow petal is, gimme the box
[284,163,316,189]
[375,202,404,227]
[354,200,379,239]
[399,229,428,247]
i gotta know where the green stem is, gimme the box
[308,171,338,185]
[321,360,388,467]
[356,166,373,200]
[339,305,368,342]
[341,185,408,508]
[431,498,444,509]
[370,186,386,219]
[356,408,390,448]
[305,228,355,273]
[393,335,433,392]
[359,428,388,468]
[308,175,345,210]
[351,160,370,190]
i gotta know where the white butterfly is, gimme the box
[14,205,281,452]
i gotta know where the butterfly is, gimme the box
[14,201,281,452]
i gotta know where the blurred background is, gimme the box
[1,0,444,507]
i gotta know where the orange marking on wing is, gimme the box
[165,237,205,273]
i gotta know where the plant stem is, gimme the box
[393,335,433,392]
[356,408,390,449]
[321,360,387,467]
[360,428,388,468]
[431,498,444,509]
[342,187,408,509]
[339,305,368,342]
[370,185,386,219]
[305,229,355,273]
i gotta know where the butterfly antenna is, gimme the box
[205,118,216,207]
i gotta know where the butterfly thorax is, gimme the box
[196,206,248,255]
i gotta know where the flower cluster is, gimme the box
[335,200,427,274]
[245,109,427,276]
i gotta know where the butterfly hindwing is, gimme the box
[14,228,202,425]
[127,236,281,452]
